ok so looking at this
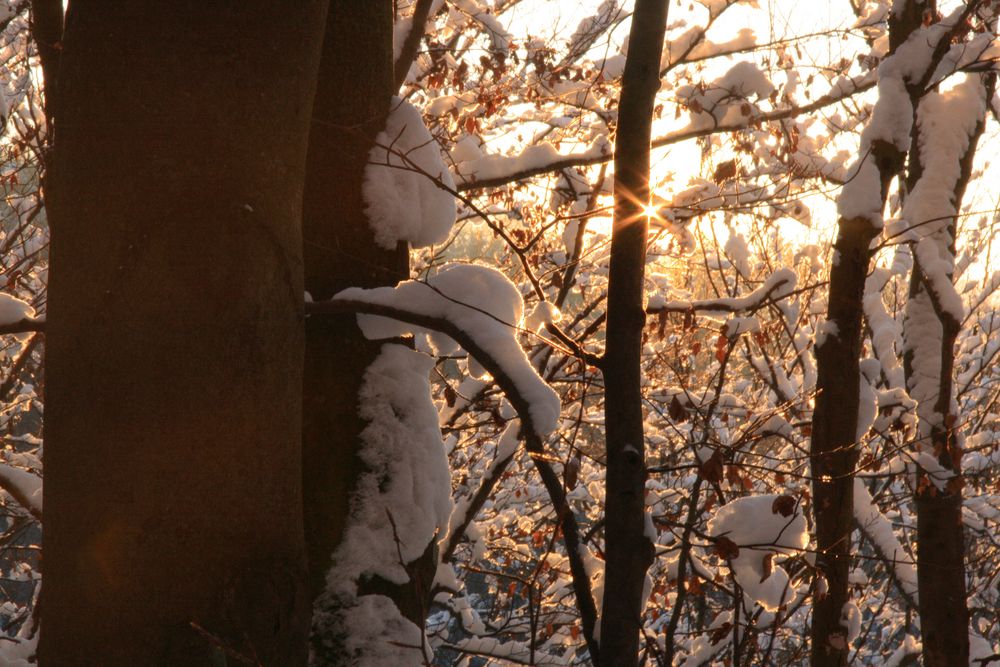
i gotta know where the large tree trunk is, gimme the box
[41,3,327,665]
[302,0,434,649]
[599,1,667,665]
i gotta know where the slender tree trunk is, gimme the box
[809,217,881,667]
[302,0,435,647]
[809,5,924,664]
[41,3,327,665]
[903,70,994,667]
[600,1,667,665]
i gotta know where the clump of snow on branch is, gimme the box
[677,61,773,127]
[0,294,32,327]
[447,636,570,666]
[336,263,561,436]
[364,97,457,249]
[0,460,41,520]
[707,494,808,611]
[312,344,450,665]
[903,76,984,323]
[664,26,757,69]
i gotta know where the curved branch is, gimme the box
[0,317,45,335]
[647,272,795,315]
[306,297,601,660]
[0,463,42,522]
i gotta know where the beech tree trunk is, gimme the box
[41,3,327,665]
[600,1,667,665]
[301,0,434,649]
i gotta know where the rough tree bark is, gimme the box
[41,2,328,665]
[301,0,435,651]
[600,1,667,665]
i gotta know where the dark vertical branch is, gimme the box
[30,0,62,123]
[600,1,667,665]
[393,0,435,91]
[810,218,881,667]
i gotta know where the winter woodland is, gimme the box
[1,0,1000,665]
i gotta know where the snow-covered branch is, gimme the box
[647,268,796,314]
[454,75,876,192]
[0,462,41,521]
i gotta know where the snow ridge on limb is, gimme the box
[864,267,905,390]
[647,267,796,314]
[334,263,561,437]
[852,478,918,606]
[452,135,612,191]
[903,73,988,466]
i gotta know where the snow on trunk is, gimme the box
[902,76,986,469]
[312,344,452,666]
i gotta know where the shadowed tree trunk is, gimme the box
[301,0,435,648]
[41,2,328,665]
[600,1,667,665]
